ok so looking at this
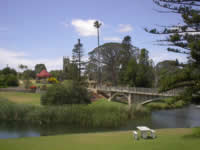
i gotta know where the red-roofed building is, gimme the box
[36,69,51,78]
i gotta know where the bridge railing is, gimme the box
[96,86,183,96]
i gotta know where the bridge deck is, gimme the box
[95,86,181,97]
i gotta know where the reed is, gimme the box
[0,98,149,128]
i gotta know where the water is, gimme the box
[0,105,200,139]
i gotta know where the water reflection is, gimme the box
[0,105,200,139]
[151,105,200,128]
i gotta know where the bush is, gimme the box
[0,74,7,88]
[41,81,91,105]
[5,74,19,87]
[48,77,58,84]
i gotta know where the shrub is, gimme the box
[48,77,58,84]
[5,74,19,87]
[0,74,7,88]
[41,81,91,105]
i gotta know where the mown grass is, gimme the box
[0,92,40,105]
[0,128,199,150]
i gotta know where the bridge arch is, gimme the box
[109,92,128,101]
[140,97,165,105]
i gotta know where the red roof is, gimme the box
[37,69,51,78]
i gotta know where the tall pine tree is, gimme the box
[146,0,200,101]
[72,39,84,81]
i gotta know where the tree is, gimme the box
[122,58,138,86]
[18,64,28,72]
[23,69,36,79]
[136,49,155,87]
[67,63,79,81]
[155,60,181,87]
[89,43,125,85]
[72,39,85,81]
[35,64,47,74]
[2,67,17,76]
[0,67,19,87]
[146,0,200,101]
[119,36,140,84]
[94,20,102,84]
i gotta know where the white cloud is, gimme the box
[71,19,103,37]
[103,37,122,42]
[118,24,133,33]
[0,48,62,71]
[151,51,188,65]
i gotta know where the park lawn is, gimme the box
[0,92,40,105]
[0,92,123,107]
[0,128,199,150]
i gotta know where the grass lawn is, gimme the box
[90,98,126,107]
[0,92,124,107]
[0,128,199,150]
[0,92,40,105]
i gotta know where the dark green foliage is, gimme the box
[72,39,85,81]
[35,64,47,74]
[121,48,155,87]
[147,0,200,102]
[5,74,19,86]
[22,69,36,79]
[66,63,79,81]
[1,67,17,76]
[0,67,19,87]
[41,81,91,105]
[122,58,138,86]
[0,74,7,88]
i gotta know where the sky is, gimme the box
[0,0,188,71]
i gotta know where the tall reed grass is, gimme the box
[0,98,149,128]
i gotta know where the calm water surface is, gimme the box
[0,105,200,139]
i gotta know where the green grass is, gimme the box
[0,92,40,105]
[146,97,186,110]
[0,128,199,150]
[91,98,126,107]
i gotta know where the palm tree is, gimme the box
[94,21,102,47]
[94,20,102,85]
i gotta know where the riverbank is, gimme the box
[145,97,187,110]
[0,128,199,150]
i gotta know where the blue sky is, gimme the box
[0,0,188,71]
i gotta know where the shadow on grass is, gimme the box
[182,134,200,140]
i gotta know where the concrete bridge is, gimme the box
[90,86,183,107]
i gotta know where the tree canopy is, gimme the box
[35,64,47,74]
[146,0,200,101]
